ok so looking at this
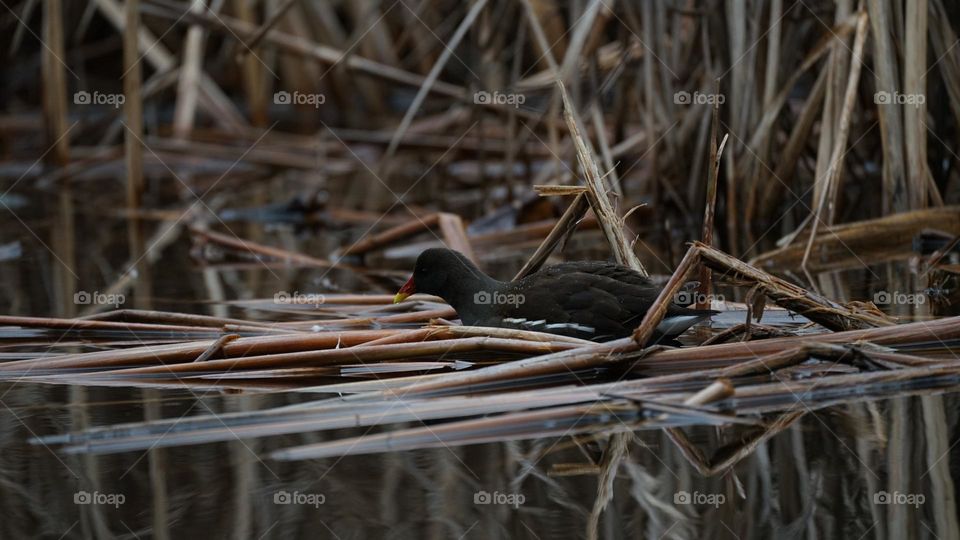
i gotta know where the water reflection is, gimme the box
[1,379,957,538]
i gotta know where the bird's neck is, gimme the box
[445,271,504,324]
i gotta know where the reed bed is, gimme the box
[3,0,960,537]
[9,241,960,470]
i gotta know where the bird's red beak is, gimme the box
[393,276,416,303]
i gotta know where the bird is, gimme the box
[393,248,715,342]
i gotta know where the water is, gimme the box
[2,380,958,538]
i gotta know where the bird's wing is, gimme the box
[500,263,712,339]
[497,269,642,340]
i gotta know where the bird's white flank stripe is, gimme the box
[545,322,595,333]
[503,318,595,334]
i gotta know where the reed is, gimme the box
[5,1,960,537]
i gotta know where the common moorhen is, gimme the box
[394,248,714,342]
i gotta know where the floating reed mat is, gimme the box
[31,331,960,472]
[11,301,960,471]
[7,236,960,471]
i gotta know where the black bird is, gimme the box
[394,248,714,342]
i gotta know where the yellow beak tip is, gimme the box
[393,293,410,304]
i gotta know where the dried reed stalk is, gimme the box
[751,206,960,272]
[558,80,646,274]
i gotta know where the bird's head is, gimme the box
[393,248,478,303]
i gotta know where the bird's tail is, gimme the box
[654,309,716,337]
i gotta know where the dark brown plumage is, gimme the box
[395,248,714,342]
